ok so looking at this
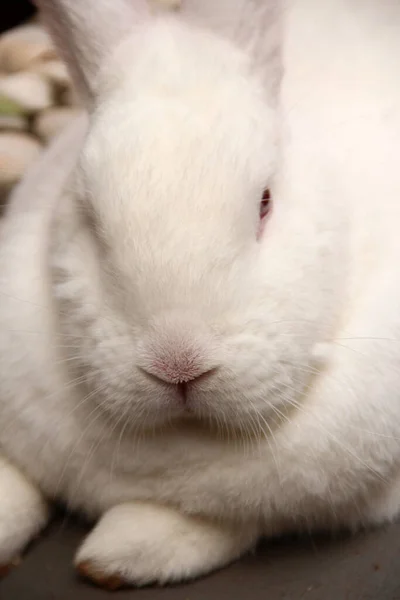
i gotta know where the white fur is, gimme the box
[0,457,48,566]
[75,502,258,585]
[1,0,400,585]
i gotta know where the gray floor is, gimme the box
[1,515,399,599]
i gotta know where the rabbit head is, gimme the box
[39,0,346,433]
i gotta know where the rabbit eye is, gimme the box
[260,188,271,220]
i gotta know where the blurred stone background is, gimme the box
[0,0,82,206]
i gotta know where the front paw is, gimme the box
[75,503,258,589]
[0,457,48,572]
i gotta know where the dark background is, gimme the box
[0,0,36,35]
[1,513,400,600]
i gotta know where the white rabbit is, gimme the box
[1,0,400,589]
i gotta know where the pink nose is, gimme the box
[138,314,220,385]
[140,349,216,385]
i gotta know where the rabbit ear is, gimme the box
[182,0,283,101]
[36,0,150,104]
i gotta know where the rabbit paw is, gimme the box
[75,502,258,589]
[0,456,48,574]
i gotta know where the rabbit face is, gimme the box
[49,19,345,434]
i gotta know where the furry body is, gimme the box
[0,0,400,587]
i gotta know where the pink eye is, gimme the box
[260,188,271,220]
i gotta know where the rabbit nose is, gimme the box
[139,349,218,385]
[137,312,220,386]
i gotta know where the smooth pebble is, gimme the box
[0,132,42,188]
[0,114,26,131]
[30,60,71,88]
[0,72,53,113]
[34,106,83,143]
[0,24,56,73]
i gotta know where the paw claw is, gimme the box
[76,560,126,591]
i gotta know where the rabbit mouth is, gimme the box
[133,368,219,425]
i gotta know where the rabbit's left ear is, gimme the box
[36,0,151,104]
[181,0,283,101]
